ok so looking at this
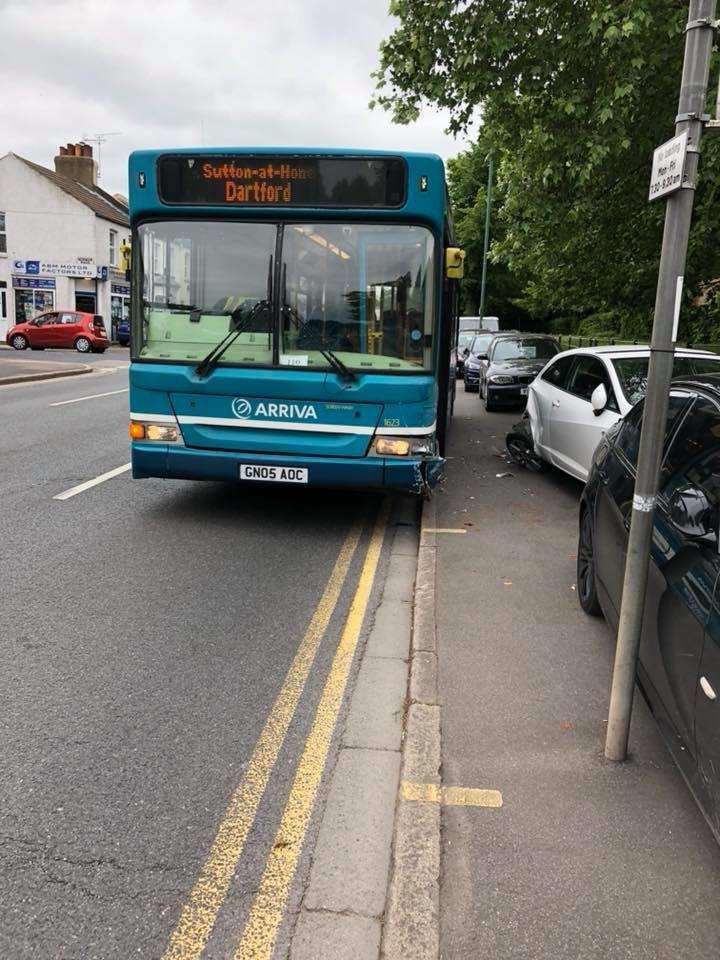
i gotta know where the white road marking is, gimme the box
[53,463,131,501]
[50,388,129,407]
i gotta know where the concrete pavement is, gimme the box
[435,390,720,959]
[0,357,90,383]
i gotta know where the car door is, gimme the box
[58,311,82,347]
[639,408,720,765]
[478,338,495,394]
[529,354,578,457]
[592,393,692,623]
[548,355,620,481]
[31,312,58,346]
[696,569,720,837]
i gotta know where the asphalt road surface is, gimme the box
[0,355,390,960]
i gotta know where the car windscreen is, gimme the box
[613,356,720,405]
[492,338,558,361]
[470,333,494,355]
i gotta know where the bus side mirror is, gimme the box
[446,247,465,279]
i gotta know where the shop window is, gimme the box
[109,229,118,266]
[0,212,6,255]
[15,287,54,324]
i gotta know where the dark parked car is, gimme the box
[478,333,560,411]
[117,317,130,347]
[456,330,477,375]
[460,332,496,388]
[578,376,720,841]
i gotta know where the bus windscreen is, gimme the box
[157,155,407,208]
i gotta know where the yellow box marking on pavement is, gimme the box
[233,499,390,960]
[401,780,503,808]
[423,527,467,534]
[161,519,364,960]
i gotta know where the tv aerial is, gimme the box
[80,132,122,180]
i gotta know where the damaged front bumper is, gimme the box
[132,443,445,496]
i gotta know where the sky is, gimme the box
[0,0,471,198]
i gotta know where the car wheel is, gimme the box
[577,507,602,617]
[484,394,497,412]
[11,334,28,350]
[463,380,471,392]
[74,337,92,353]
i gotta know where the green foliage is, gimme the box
[374,0,720,338]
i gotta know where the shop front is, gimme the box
[13,276,56,323]
[110,271,130,340]
[4,260,110,337]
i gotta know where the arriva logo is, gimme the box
[232,398,252,418]
[231,398,318,421]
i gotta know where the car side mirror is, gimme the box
[591,383,608,416]
[477,352,488,360]
[462,347,470,356]
[668,485,717,541]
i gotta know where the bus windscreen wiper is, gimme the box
[195,300,269,378]
[318,347,356,382]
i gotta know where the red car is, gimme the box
[7,311,109,354]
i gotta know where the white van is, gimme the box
[459,315,500,333]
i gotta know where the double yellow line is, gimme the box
[163,500,390,960]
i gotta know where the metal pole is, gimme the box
[478,151,494,323]
[605,0,716,761]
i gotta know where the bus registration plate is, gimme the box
[239,464,308,484]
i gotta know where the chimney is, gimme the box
[54,142,97,187]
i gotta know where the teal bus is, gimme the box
[127,149,462,495]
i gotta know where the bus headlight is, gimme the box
[371,435,437,457]
[129,421,182,443]
[375,438,411,456]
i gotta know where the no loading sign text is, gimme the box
[649,131,688,201]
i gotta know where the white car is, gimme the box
[525,345,720,481]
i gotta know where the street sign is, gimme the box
[649,131,688,201]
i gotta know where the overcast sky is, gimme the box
[0,0,470,197]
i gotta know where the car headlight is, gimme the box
[465,357,480,370]
[129,420,183,443]
[488,375,516,384]
[371,435,438,457]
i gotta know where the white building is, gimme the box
[0,143,130,342]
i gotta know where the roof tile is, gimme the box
[18,155,129,227]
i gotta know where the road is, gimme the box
[0,351,392,960]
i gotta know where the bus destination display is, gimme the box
[157,155,406,208]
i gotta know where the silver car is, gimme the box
[524,345,720,481]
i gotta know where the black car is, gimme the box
[461,331,497,389]
[478,333,560,411]
[578,376,720,841]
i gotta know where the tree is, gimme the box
[373,1,720,338]
[447,139,531,326]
